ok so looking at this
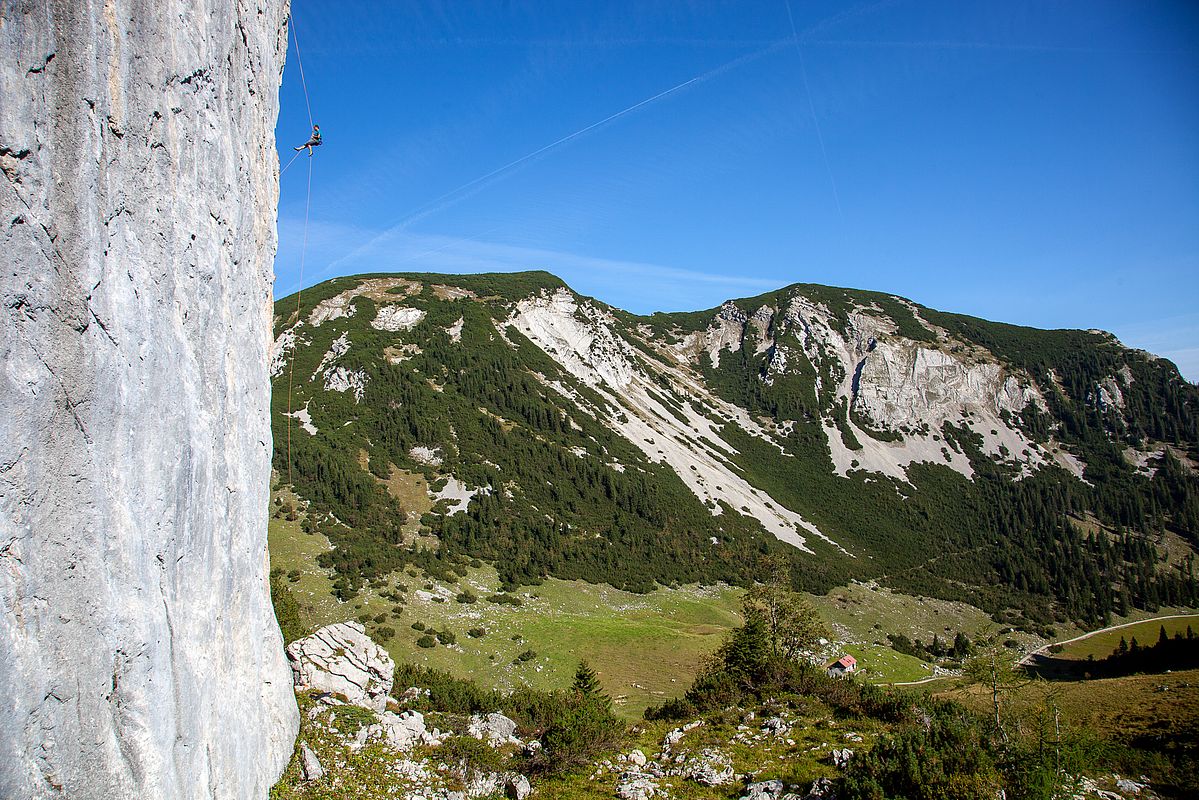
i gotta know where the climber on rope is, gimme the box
[294,124,322,156]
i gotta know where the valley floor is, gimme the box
[269,485,1199,718]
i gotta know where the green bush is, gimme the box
[467,627,486,638]
[523,694,623,775]
[416,634,437,648]
[328,704,378,735]
[841,702,1003,800]
[438,734,505,779]
[269,574,305,645]
[392,663,501,714]
[436,630,457,646]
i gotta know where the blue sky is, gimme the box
[274,0,1199,380]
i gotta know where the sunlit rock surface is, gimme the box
[0,1,298,796]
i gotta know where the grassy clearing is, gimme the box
[810,580,1041,682]
[268,491,743,718]
[269,486,1035,712]
[941,668,1199,748]
[841,642,931,684]
[811,580,1036,648]
[1052,615,1199,661]
[392,576,744,719]
[279,485,1199,714]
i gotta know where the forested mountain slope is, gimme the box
[272,272,1199,631]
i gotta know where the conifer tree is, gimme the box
[572,661,608,703]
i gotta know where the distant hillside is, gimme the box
[271,272,1199,632]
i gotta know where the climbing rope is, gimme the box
[280,148,303,176]
[284,153,312,488]
[291,14,315,129]
[284,13,316,489]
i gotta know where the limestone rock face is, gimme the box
[0,1,297,798]
[287,622,396,710]
[469,711,520,745]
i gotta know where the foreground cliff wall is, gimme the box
[0,1,298,797]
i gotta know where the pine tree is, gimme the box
[951,632,972,659]
[572,661,608,702]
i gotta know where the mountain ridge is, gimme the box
[271,270,1198,634]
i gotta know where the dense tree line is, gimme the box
[1081,625,1199,678]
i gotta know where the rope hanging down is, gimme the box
[291,13,315,129]
[285,154,312,488]
[284,14,316,488]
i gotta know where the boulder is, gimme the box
[299,742,324,782]
[469,712,521,745]
[804,776,837,800]
[742,779,785,800]
[287,622,395,711]
[627,749,647,768]
[1116,779,1145,795]
[763,717,790,736]
[616,771,660,800]
[379,710,438,750]
[684,749,735,786]
[465,772,505,797]
[830,748,853,768]
[506,773,533,799]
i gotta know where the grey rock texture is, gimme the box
[505,773,532,800]
[287,622,395,710]
[299,742,324,782]
[468,711,520,745]
[0,1,298,798]
[742,780,785,800]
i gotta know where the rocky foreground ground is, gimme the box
[273,622,1162,800]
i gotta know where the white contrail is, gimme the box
[319,0,895,280]
[322,40,789,275]
[394,40,789,230]
[807,38,1179,55]
[785,0,844,224]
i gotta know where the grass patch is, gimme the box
[1053,615,1199,661]
[268,488,743,718]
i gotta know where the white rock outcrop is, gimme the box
[378,709,441,750]
[0,2,297,798]
[468,712,521,746]
[372,305,426,331]
[287,622,396,711]
[686,294,1061,483]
